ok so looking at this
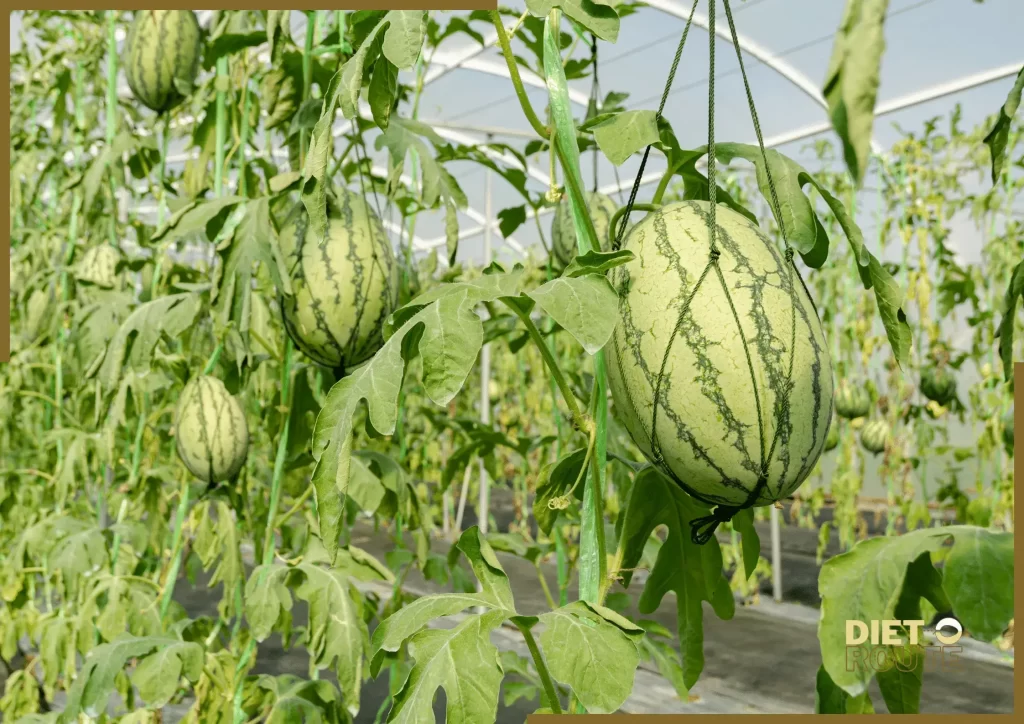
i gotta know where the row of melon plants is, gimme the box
[3,6,1019,722]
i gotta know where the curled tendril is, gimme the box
[547,495,571,511]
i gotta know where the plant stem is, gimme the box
[215,56,228,196]
[513,619,563,714]
[609,202,659,241]
[276,485,314,528]
[159,477,191,622]
[491,11,548,138]
[300,11,317,165]
[239,80,251,197]
[233,340,294,723]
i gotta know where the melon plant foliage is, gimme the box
[1,5,1017,723]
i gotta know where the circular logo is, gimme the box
[935,617,963,645]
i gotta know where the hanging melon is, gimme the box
[824,418,840,452]
[860,419,889,456]
[834,380,872,420]
[606,201,834,513]
[278,190,399,371]
[74,245,121,289]
[123,10,203,114]
[174,375,249,484]
[920,365,957,407]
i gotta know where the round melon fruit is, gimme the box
[824,419,840,452]
[834,380,872,420]
[606,200,834,509]
[278,191,399,371]
[174,375,249,484]
[123,11,203,114]
[550,191,618,268]
[920,366,957,407]
[75,245,121,289]
[860,418,889,455]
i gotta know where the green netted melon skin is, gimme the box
[920,366,957,406]
[75,245,121,289]
[279,191,399,370]
[606,200,834,508]
[860,419,889,455]
[550,191,618,268]
[834,381,871,420]
[123,11,203,113]
[174,375,249,484]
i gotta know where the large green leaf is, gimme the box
[537,601,644,713]
[244,558,388,717]
[130,640,205,709]
[370,528,516,672]
[374,118,468,265]
[983,64,1024,184]
[310,270,525,560]
[822,0,889,186]
[996,259,1024,383]
[592,110,659,166]
[818,528,950,697]
[385,610,508,724]
[339,10,426,121]
[57,636,202,722]
[616,468,735,692]
[941,526,1013,643]
[525,0,621,42]
[94,293,202,392]
[713,142,912,367]
[214,197,292,336]
[370,528,517,722]
[526,274,619,355]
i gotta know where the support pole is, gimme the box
[770,504,782,603]
[477,161,493,536]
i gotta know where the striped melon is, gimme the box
[920,366,957,407]
[606,201,834,508]
[834,380,871,420]
[824,419,840,452]
[860,419,889,455]
[74,245,121,289]
[279,191,399,371]
[174,375,249,484]
[123,11,203,114]
[550,191,618,268]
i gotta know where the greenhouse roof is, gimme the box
[10,2,1024,268]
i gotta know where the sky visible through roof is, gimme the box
[10,1,1024,268]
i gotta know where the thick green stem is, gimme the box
[215,56,228,196]
[105,12,118,247]
[300,12,317,165]
[491,11,547,137]
[159,480,191,622]
[652,165,679,205]
[233,340,295,723]
[543,8,608,605]
[239,81,251,197]
[513,619,563,714]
